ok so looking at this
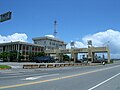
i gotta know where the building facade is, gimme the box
[32,36,67,50]
[0,41,44,61]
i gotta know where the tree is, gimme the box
[29,52,35,62]
[0,53,2,58]
[18,54,24,62]
[9,51,17,62]
[63,55,70,61]
[37,52,45,56]
[0,51,25,62]
[0,52,10,62]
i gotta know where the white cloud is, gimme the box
[45,35,55,38]
[67,41,86,49]
[67,29,120,58]
[0,33,28,43]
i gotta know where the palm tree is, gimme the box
[1,52,10,62]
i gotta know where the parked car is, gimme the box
[92,60,108,63]
[35,56,55,63]
[0,59,3,62]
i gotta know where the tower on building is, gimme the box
[53,20,57,37]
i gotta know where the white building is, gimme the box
[32,36,67,50]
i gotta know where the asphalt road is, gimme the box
[0,62,120,90]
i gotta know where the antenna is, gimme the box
[53,20,57,37]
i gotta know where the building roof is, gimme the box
[0,41,44,47]
[32,36,67,45]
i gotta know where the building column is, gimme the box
[73,53,78,63]
[60,53,64,62]
[21,45,23,55]
[57,53,63,62]
[88,47,92,61]
[92,52,95,62]
[107,51,110,63]
[17,44,20,62]
[25,45,27,61]
[57,53,60,62]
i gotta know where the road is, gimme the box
[0,62,120,90]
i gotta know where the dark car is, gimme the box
[0,59,3,62]
[35,56,55,63]
[92,60,108,63]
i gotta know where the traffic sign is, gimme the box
[0,11,12,22]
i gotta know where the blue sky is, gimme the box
[1,0,120,43]
[1,0,120,58]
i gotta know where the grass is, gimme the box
[0,65,11,69]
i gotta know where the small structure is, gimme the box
[45,46,110,63]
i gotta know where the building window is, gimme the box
[35,47,37,51]
[23,46,25,50]
[49,42,51,45]
[26,52,29,55]
[19,45,22,50]
[32,47,34,51]
[26,46,29,50]
[22,51,25,55]
[52,43,55,45]
[44,41,46,44]
[34,41,37,44]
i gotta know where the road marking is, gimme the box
[3,73,25,76]
[0,65,120,89]
[88,72,120,90]
[23,74,59,80]
[0,73,48,79]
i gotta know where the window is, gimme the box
[49,42,51,45]
[34,41,37,44]
[26,46,29,50]
[52,43,55,45]
[35,47,37,51]
[44,41,46,44]
[26,52,29,55]
[22,51,25,55]
[23,45,25,50]
[32,47,34,50]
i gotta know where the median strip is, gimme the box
[0,65,11,70]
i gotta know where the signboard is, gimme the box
[70,41,75,46]
[87,40,92,46]
[0,11,12,22]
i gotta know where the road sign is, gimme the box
[0,11,12,22]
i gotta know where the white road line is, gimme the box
[2,72,28,75]
[23,73,59,80]
[88,72,120,90]
[0,73,48,79]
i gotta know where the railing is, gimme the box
[23,63,92,69]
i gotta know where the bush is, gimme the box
[0,65,11,69]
